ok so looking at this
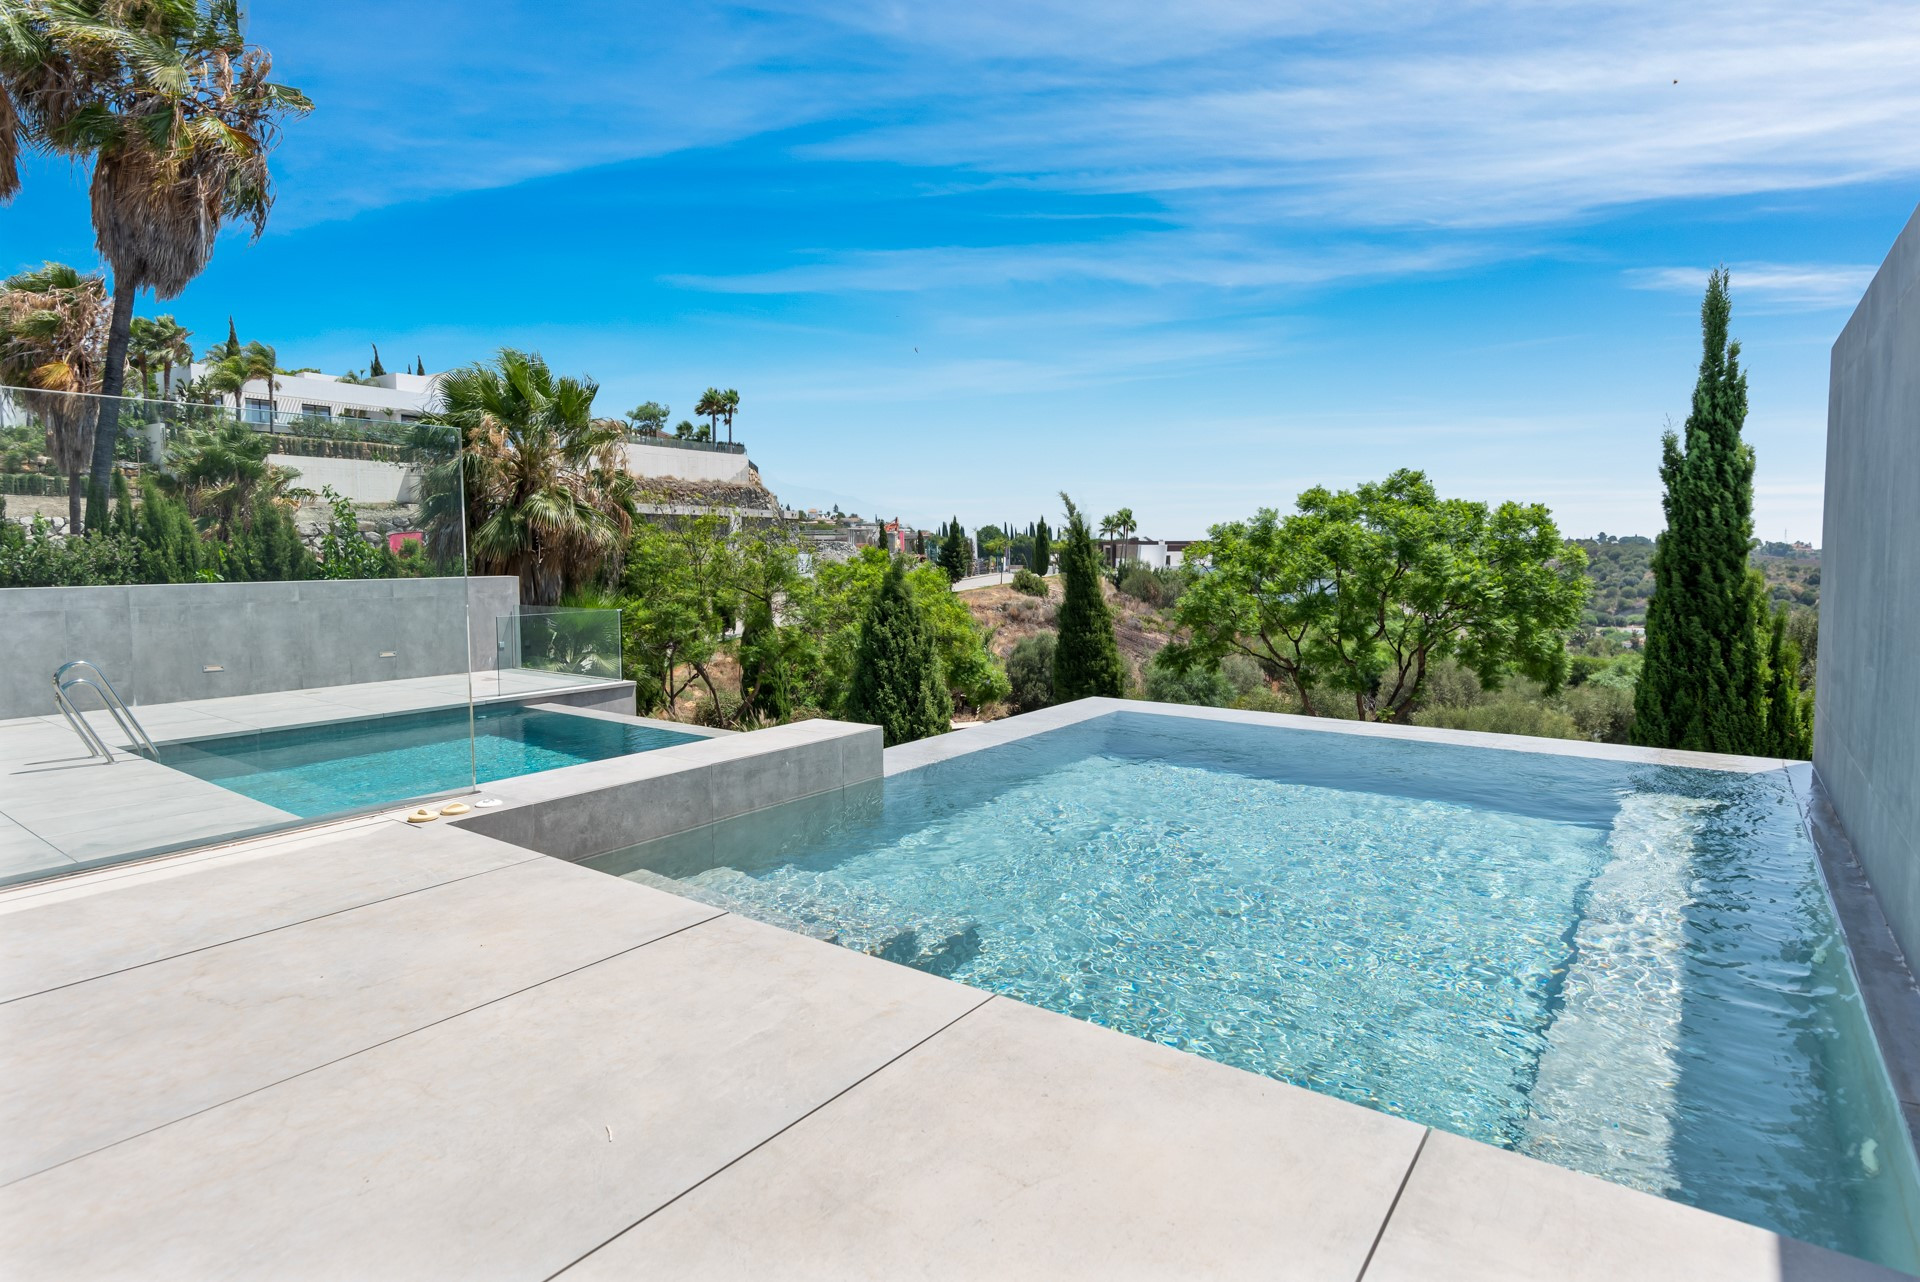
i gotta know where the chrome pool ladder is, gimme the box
[53,660,157,764]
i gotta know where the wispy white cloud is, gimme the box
[1625,262,1879,310]
[264,0,1920,238]
[664,236,1481,294]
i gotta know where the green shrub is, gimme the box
[1219,654,1268,701]
[1142,650,1232,707]
[1560,682,1636,743]
[1007,632,1057,713]
[1116,563,1186,610]
[1011,567,1047,597]
[1415,692,1582,741]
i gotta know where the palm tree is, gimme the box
[427,348,636,605]
[203,348,246,417]
[0,262,109,528]
[2,0,310,523]
[694,387,724,442]
[240,338,275,425]
[163,417,276,537]
[719,387,739,446]
[148,314,192,395]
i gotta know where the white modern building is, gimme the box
[181,368,441,429]
[1103,536,1196,570]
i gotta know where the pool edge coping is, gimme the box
[885,697,1797,776]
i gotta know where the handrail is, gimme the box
[53,684,113,763]
[52,661,158,762]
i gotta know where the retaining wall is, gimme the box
[1818,200,1920,966]
[0,575,519,718]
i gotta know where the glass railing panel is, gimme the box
[492,607,624,699]
[0,385,476,884]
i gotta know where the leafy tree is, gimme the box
[1762,606,1812,759]
[737,598,792,723]
[939,517,969,580]
[317,486,398,580]
[844,557,950,746]
[1,0,311,519]
[619,514,736,716]
[1006,632,1056,713]
[1164,470,1587,722]
[732,528,809,723]
[428,348,635,605]
[1631,270,1770,754]
[1031,516,1051,575]
[625,401,669,437]
[1053,492,1127,701]
[0,262,107,529]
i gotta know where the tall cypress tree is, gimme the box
[845,558,950,746]
[1033,517,1052,576]
[939,517,970,581]
[1632,269,1769,754]
[1762,606,1812,759]
[1053,493,1127,701]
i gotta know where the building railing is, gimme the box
[624,433,746,455]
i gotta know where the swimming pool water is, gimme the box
[160,704,703,817]
[586,711,1920,1272]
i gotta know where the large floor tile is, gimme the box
[0,821,534,1001]
[0,858,717,1183]
[563,995,1426,1281]
[0,914,987,1281]
[1363,1130,1904,1282]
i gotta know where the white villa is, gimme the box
[178,367,441,428]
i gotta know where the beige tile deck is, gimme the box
[563,995,1426,1281]
[1365,1131,1895,1282]
[0,816,1908,1281]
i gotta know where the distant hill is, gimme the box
[1576,536,1819,627]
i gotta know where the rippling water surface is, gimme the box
[590,712,1920,1272]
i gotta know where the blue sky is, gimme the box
[6,0,1918,541]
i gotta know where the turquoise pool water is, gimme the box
[586,711,1920,1273]
[160,704,703,817]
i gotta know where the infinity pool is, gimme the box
[585,711,1920,1272]
[160,704,704,817]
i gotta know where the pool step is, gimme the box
[628,865,981,977]
[1520,791,1716,1192]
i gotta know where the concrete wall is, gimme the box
[454,719,882,861]
[0,575,519,719]
[1818,200,1920,967]
[268,455,420,504]
[619,440,752,484]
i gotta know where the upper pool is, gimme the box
[585,709,1920,1273]
[160,703,705,818]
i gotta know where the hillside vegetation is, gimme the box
[1580,536,1819,626]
